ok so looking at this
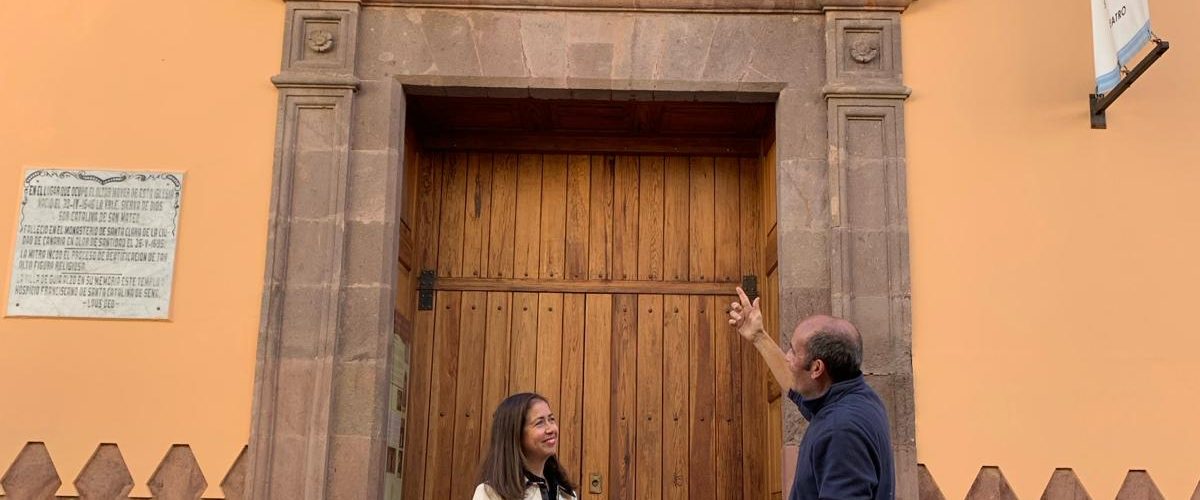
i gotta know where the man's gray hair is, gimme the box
[804,325,863,382]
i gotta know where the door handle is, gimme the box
[588,473,603,494]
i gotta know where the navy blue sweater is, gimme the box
[788,376,894,500]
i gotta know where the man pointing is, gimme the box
[728,287,894,500]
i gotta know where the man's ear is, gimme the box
[808,358,825,379]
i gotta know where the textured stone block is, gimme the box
[348,150,397,223]
[845,159,889,230]
[220,447,248,500]
[274,358,320,437]
[1115,470,1165,500]
[518,12,568,78]
[777,157,830,231]
[351,80,396,152]
[1041,468,1091,500]
[775,89,827,161]
[279,285,329,359]
[700,17,755,81]
[344,220,392,285]
[776,228,829,289]
[284,220,338,286]
[657,16,717,81]
[264,435,308,500]
[471,12,532,79]
[567,43,615,80]
[357,8,434,78]
[147,445,206,500]
[917,464,946,500]
[965,466,1018,500]
[75,444,134,500]
[326,435,377,500]
[846,230,890,296]
[420,11,482,77]
[337,285,389,363]
[1,442,61,499]
[331,360,384,436]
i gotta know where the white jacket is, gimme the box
[472,483,577,500]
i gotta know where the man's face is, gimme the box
[788,326,820,396]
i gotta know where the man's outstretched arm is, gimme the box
[728,286,796,394]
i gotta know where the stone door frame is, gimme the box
[247,1,915,498]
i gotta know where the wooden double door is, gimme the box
[403,151,772,499]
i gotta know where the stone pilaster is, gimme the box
[821,3,916,499]
[247,2,398,499]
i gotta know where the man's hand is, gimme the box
[728,286,764,342]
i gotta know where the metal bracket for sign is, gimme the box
[1090,39,1170,129]
[741,275,759,301]
[417,270,436,310]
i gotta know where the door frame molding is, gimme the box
[249,2,916,498]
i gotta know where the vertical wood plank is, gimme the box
[565,155,591,280]
[638,156,665,281]
[582,294,612,498]
[514,154,543,279]
[480,292,512,453]
[462,153,494,278]
[611,294,638,500]
[739,156,768,500]
[559,293,586,482]
[612,155,640,280]
[479,152,517,458]
[714,157,744,499]
[424,291,462,500]
[689,155,717,500]
[541,154,568,279]
[766,270,783,497]
[663,156,690,282]
[403,152,442,500]
[689,156,715,282]
[635,294,664,500]
[450,291,488,499]
[437,152,468,277]
[489,153,518,278]
[689,296,716,500]
[535,293,564,408]
[426,152,467,500]
[509,292,539,393]
[663,294,690,500]
[589,155,614,280]
[763,140,778,234]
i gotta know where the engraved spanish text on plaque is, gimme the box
[6,169,184,319]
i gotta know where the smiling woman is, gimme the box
[475,393,579,500]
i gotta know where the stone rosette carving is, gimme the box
[307,30,335,53]
[849,37,880,64]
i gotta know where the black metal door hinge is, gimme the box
[418,270,436,310]
[741,275,759,301]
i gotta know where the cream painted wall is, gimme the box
[905,0,1200,498]
[0,1,283,497]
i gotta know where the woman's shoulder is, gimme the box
[472,483,501,500]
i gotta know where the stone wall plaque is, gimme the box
[6,169,184,319]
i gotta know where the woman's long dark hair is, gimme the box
[477,392,576,499]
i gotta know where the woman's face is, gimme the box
[521,399,558,463]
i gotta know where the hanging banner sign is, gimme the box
[1092,0,1153,94]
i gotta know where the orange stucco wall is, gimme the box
[0,1,283,496]
[905,0,1200,498]
[3,0,1198,499]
